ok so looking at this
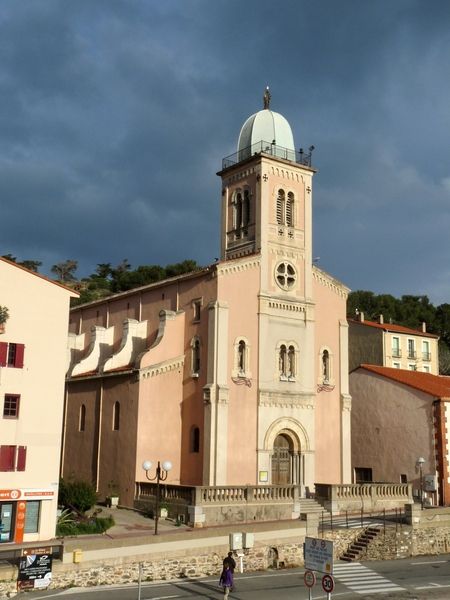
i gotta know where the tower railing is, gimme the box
[222,141,314,170]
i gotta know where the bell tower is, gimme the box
[217,90,318,491]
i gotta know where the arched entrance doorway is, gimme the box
[271,432,301,485]
[272,434,291,484]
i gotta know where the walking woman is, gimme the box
[219,564,234,599]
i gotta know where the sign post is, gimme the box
[304,537,334,597]
[322,573,334,599]
[17,547,52,591]
[303,569,316,600]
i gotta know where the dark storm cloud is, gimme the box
[1,0,450,302]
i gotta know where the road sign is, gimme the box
[304,537,334,574]
[322,574,334,593]
[304,570,316,588]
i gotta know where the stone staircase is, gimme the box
[340,526,381,562]
[300,497,330,518]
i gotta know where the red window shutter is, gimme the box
[0,445,16,471]
[17,446,27,471]
[14,344,25,368]
[0,342,7,367]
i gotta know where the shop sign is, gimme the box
[0,488,54,501]
[17,547,52,591]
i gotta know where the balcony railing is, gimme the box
[392,348,402,358]
[222,141,314,170]
[422,352,431,361]
[407,351,417,359]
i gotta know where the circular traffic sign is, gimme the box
[322,574,334,593]
[304,569,316,588]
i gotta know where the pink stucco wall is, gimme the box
[313,275,347,484]
[350,368,436,490]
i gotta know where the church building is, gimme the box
[62,91,352,509]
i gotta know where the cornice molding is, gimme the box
[259,390,315,409]
[139,355,185,380]
[312,266,349,299]
[217,256,261,277]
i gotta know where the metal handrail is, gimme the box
[222,141,314,170]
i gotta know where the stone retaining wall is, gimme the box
[0,541,305,598]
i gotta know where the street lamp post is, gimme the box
[142,459,172,535]
[416,456,425,510]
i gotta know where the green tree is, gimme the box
[51,260,78,282]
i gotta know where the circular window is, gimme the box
[275,262,297,290]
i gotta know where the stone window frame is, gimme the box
[318,345,334,385]
[276,340,298,382]
[192,297,203,323]
[275,261,297,291]
[191,336,201,378]
[232,336,252,379]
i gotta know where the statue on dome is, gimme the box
[263,86,271,110]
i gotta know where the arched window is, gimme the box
[288,345,296,378]
[238,339,246,374]
[322,350,330,383]
[79,404,86,432]
[276,189,285,225]
[232,336,251,379]
[235,192,242,230]
[243,190,250,227]
[279,344,287,378]
[190,426,200,453]
[192,338,201,374]
[113,401,120,431]
[286,192,294,227]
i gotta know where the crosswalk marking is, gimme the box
[333,562,405,595]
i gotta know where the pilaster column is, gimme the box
[202,301,229,485]
[339,319,352,483]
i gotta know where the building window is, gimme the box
[393,362,401,369]
[279,345,287,379]
[355,467,373,483]
[238,340,246,374]
[79,404,86,432]
[278,343,296,381]
[407,339,416,359]
[232,336,251,379]
[0,445,26,472]
[275,262,296,290]
[422,340,431,361]
[243,190,250,227]
[276,189,285,225]
[113,401,120,431]
[392,337,401,358]
[190,426,200,453]
[191,337,200,375]
[192,299,202,322]
[423,365,430,373]
[0,445,16,471]
[288,345,296,378]
[286,192,294,227]
[322,350,330,382]
[24,501,40,534]
[400,474,408,484]
[3,394,20,418]
[408,363,417,371]
[0,342,25,368]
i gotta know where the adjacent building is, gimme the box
[62,95,352,510]
[0,258,77,544]
[348,313,439,374]
[350,364,450,505]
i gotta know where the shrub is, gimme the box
[56,515,114,537]
[58,478,97,512]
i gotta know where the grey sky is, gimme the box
[1,0,450,303]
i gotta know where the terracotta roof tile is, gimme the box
[359,364,450,398]
[348,318,438,339]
